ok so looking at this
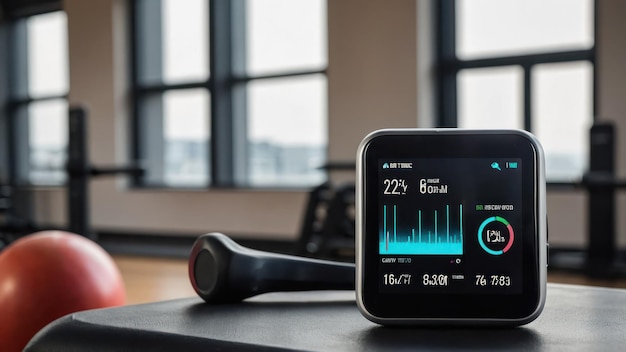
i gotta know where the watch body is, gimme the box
[356,129,547,326]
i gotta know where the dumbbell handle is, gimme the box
[189,233,356,303]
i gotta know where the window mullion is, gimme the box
[7,19,30,185]
[0,25,8,184]
[436,0,457,127]
[209,0,235,187]
[131,0,166,186]
[231,0,248,186]
[523,65,532,131]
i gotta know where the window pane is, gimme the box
[27,11,69,97]
[136,0,209,84]
[163,89,210,186]
[458,66,523,129]
[28,99,68,184]
[247,74,327,186]
[163,0,209,83]
[532,61,592,180]
[456,0,594,59]
[247,0,327,75]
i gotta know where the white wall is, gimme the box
[29,0,626,247]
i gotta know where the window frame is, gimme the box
[129,0,328,189]
[435,0,596,182]
[3,9,69,187]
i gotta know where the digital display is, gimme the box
[357,129,546,324]
[377,158,522,295]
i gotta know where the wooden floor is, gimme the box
[115,255,197,305]
[114,255,626,305]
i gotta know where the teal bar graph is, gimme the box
[380,204,463,255]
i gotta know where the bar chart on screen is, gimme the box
[380,204,464,255]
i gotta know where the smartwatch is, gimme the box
[356,129,547,326]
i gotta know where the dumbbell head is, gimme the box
[188,233,355,303]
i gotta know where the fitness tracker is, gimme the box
[356,129,547,326]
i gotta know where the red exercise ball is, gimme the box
[0,231,126,352]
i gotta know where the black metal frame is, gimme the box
[435,0,597,131]
[130,0,328,189]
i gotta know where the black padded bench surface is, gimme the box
[26,283,626,351]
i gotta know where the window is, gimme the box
[5,11,69,185]
[132,0,328,188]
[437,0,595,181]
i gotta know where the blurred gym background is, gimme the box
[2,0,626,305]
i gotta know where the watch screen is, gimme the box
[378,158,522,295]
[358,130,545,322]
